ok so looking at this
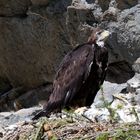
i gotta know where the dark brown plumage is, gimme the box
[33,28,110,120]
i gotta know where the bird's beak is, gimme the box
[100,30,110,41]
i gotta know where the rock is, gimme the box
[127,73,140,92]
[0,84,52,112]
[94,81,127,107]
[135,90,140,105]
[0,0,72,89]
[115,105,140,123]
[98,0,110,11]
[106,61,135,83]
[101,7,118,21]
[0,0,31,16]
[14,84,52,109]
[67,5,96,47]
[67,1,139,84]
[116,0,138,10]
[106,4,140,64]
[86,91,140,123]
[133,57,140,73]
[0,0,140,110]
[98,0,138,11]
[31,0,49,6]
[5,124,18,131]
[84,105,110,122]
[0,107,41,129]
[136,88,140,94]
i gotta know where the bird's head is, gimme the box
[88,28,110,47]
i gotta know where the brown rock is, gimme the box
[0,1,72,89]
[31,0,49,6]
[0,0,31,16]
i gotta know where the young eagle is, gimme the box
[33,28,110,120]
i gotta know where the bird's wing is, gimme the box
[32,44,95,119]
[46,44,95,110]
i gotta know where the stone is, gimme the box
[0,0,140,110]
[0,84,52,112]
[0,0,72,89]
[106,4,140,64]
[135,91,140,105]
[106,61,135,83]
[98,0,111,11]
[0,107,41,129]
[84,105,110,122]
[31,0,49,6]
[116,0,138,10]
[94,81,127,107]
[133,57,140,73]
[67,1,139,84]
[0,0,31,16]
[127,73,140,92]
[136,88,140,94]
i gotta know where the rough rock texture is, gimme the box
[0,0,31,16]
[85,74,140,122]
[116,0,138,10]
[133,57,140,73]
[0,0,72,89]
[94,81,127,107]
[127,73,140,93]
[0,0,140,110]
[98,0,138,11]
[0,84,52,111]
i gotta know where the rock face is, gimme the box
[0,0,72,89]
[133,58,140,73]
[0,0,140,110]
[0,0,31,17]
[85,74,140,123]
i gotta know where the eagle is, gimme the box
[33,28,110,120]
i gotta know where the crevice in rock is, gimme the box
[106,61,135,84]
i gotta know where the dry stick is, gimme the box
[62,111,94,123]
[46,120,63,140]
[81,114,94,123]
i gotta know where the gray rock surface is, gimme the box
[133,57,140,73]
[0,73,140,136]
[94,81,127,107]
[127,73,140,92]
[0,0,140,110]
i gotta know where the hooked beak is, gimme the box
[99,30,110,41]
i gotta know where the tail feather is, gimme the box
[32,87,67,120]
[32,109,49,120]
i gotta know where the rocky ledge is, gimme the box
[0,73,140,139]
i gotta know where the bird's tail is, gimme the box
[32,109,49,120]
[32,86,67,120]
